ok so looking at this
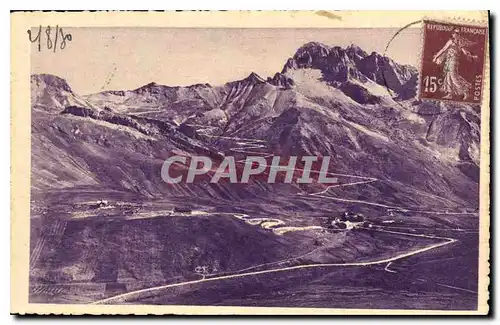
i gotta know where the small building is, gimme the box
[173,207,192,214]
[90,199,109,209]
[337,222,347,229]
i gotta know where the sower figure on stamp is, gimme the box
[432,28,478,100]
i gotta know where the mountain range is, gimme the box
[30,41,480,209]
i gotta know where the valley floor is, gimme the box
[28,190,479,310]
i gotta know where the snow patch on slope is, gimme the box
[284,69,356,105]
[343,120,389,142]
[66,115,157,141]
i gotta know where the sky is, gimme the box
[31,27,421,95]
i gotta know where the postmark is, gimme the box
[419,20,488,104]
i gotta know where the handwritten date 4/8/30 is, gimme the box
[27,25,72,52]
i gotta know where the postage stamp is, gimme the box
[419,20,488,104]
[10,11,490,315]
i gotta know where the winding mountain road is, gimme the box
[92,226,456,305]
[91,134,474,305]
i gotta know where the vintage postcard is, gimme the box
[11,11,490,315]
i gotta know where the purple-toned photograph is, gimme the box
[26,24,484,311]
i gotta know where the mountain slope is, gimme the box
[31,74,98,112]
[32,42,480,209]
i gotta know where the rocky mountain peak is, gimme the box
[133,81,162,92]
[282,42,364,85]
[281,42,417,95]
[244,72,266,84]
[267,72,295,89]
[31,74,96,111]
[31,74,73,93]
[345,44,369,62]
[294,41,331,58]
[131,81,182,97]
